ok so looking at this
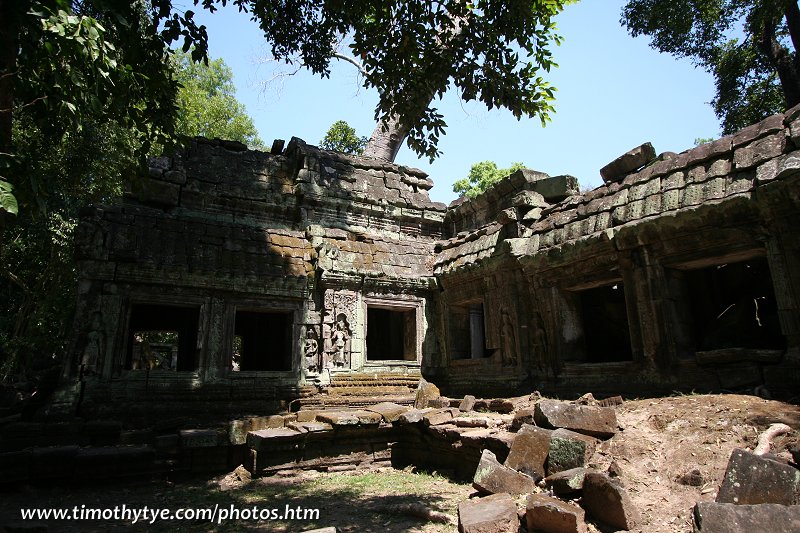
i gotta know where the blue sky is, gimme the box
[193,1,721,205]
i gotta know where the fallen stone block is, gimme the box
[717,448,800,505]
[547,429,598,475]
[600,142,656,183]
[429,396,451,408]
[316,410,382,426]
[287,421,333,433]
[510,408,536,431]
[458,493,519,533]
[581,472,640,531]
[460,395,477,412]
[414,378,440,409]
[503,424,552,481]
[534,400,617,439]
[296,410,322,423]
[364,402,409,423]
[423,408,458,426]
[473,449,537,496]
[543,467,588,496]
[301,527,338,533]
[526,493,587,533]
[455,417,489,428]
[693,502,800,533]
[395,408,433,424]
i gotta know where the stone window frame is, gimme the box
[116,294,210,377]
[559,277,635,365]
[361,295,424,365]
[660,248,786,360]
[226,301,302,377]
[447,297,491,365]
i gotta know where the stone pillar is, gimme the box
[620,247,677,370]
[765,222,800,360]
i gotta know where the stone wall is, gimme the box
[431,108,800,398]
[69,137,445,420]
[68,107,800,418]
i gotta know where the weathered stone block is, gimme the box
[414,378,441,409]
[423,408,458,426]
[317,410,382,426]
[503,425,552,481]
[526,494,587,533]
[733,133,786,169]
[543,467,588,495]
[458,493,519,533]
[534,400,617,439]
[460,394,477,412]
[396,408,433,424]
[547,429,598,475]
[600,142,657,183]
[246,428,302,451]
[132,179,180,207]
[717,449,800,505]
[473,449,537,496]
[581,472,640,531]
[364,402,410,423]
[693,502,800,533]
[179,429,226,448]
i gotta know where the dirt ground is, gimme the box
[1,393,798,532]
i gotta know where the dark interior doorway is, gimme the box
[233,310,292,371]
[579,283,633,362]
[684,258,784,351]
[127,304,200,371]
[366,306,417,361]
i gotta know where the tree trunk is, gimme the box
[759,7,800,109]
[362,115,409,162]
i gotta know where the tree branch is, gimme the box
[332,52,369,77]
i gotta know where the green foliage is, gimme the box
[236,0,569,160]
[694,137,715,146]
[0,182,17,217]
[173,51,264,148]
[453,161,526,198]
[621,0,800,134]
[1,113,134,378]
[319,120,368,154]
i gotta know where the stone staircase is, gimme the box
[300,369,422,409]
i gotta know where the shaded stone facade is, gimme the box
[68,108,800,418]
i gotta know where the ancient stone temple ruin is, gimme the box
[66,108,800,420]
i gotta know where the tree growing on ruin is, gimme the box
[250,0,570,162]
[621,0,800,134]
[319,120,368,155]
[453,160,526,198]
[173,51,264,148]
